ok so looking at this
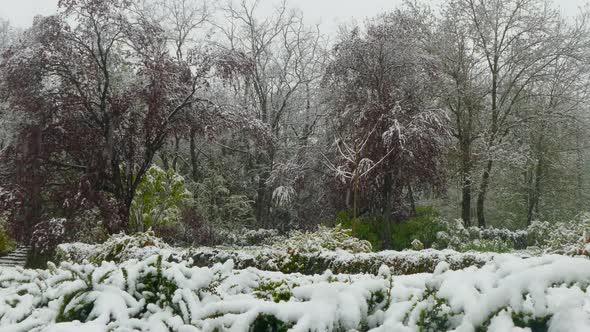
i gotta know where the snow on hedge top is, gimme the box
[2,253,590,331]
[58,231,176,264]
[57,231,527,276]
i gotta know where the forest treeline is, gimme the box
[1,0,590,246]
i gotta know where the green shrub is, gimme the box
[335,207,442,251]
[433,219,525,252]
[249,314,293,332]
[416,289,456,332]
[129,166,193,233]
[253,280,293,303]
[0,217,15,254]
[276,225,372,254]
[391,207,442,251]
[335,210,385,251]
[136,255,180,314]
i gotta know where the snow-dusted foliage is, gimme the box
[31,218,66,254]
[215,228,286,247]
[0,215,15,254]
[2,254,590,331]
[434,219,528,251]
[56,231,172,265]
[434,215,590,254]
[130,166,193,233]
[527,213,590,255]
[276,225,372,254]
[57,231,498,276]
[272,185,295,208]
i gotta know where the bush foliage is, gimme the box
[3,253,590,331]
[129,166,193,233]
[0,216,15,254]
[336,207,443,251]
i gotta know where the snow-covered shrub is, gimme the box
[479,227,527,249]
[56,230,173,264]
[458,238,514,253]
[527,213,590,254]
[58,233,497,276]
[31,218,66,253]
[2,254,590,331]
[216,228,286,246]
[411,239,424,250]
[433,219,525,252]
[276,225,372,254]
[188,247,494,276]
[129,166,193,233]
[336,207,442,251]
[527,220,552,247]
[433,219,468,250]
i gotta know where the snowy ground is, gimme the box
[1,252,590,331]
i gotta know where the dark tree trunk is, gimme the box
[172,133,180,171]
[460,138,473,226]
[254,151,273,228]
[476,159,493,228]
[189,128,199,181]
[527,156,543,226]
[462,181,472,227]
[15,126,44,243]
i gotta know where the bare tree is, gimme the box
[448,0,590,227]
[214,0,327,227]
[433,3,486,226]
[323,9,448,238]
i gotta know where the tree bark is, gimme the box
[407,183,416,216]
[189,128,199,182]
[476,159,493,228]
[527,155,544,225]
[460,137,473,226]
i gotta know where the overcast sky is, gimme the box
[0,0,588,35]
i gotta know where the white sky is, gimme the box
[0,0,588,35]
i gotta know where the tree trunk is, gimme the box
[407,183,416,216]
[477,159,493,228]
[462,181,472,227]
[381,172,392,219]
[189,128,199,181]
[460,138,473,226]
[527,156,543,225]
[171,133,180,171]
[254,150,273,228]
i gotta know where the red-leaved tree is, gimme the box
[0,0,218,236]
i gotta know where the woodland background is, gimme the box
[1,0,590,251]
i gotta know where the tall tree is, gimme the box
[214,0,327,227]
[323,10,448,233]
[433,2,486,226]
[0,0,217,235]
[447,0,589,227]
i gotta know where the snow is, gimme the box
[1,253,590,331]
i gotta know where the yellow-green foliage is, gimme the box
[277,225,372,254]
[0,217,15,254]
[129,166,192,233]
